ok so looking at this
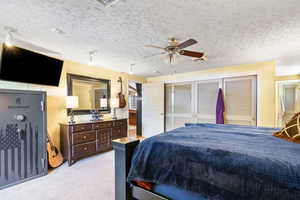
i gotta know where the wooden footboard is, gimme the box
[132,185,168,200]
[112,137,168,200]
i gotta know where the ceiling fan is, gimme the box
[145,38,207,64]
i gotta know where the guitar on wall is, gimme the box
[118,77,126,108]
[47,133,63,168]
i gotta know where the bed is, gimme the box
[112,123,300,200]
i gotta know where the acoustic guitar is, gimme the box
[118,77,126,108]
[47,134,63,168]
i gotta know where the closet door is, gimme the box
[172,83,194,129]
[195,79,222,123]
[223,76,257,125]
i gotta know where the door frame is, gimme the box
[127,80,143,136]
[275,80,300,127]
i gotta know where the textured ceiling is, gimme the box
[0,0,300,77]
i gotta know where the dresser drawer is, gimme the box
[72,124,92,132]
[73,131,96,145]
[98,128,112,135]
[98,129,111,142]
[93,122,113,129]
[114,120,126,127]
[112,127,126,140]
[72,142,96,158]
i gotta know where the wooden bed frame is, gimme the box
[112,137,168,200]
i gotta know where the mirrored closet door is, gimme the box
[165,75,257,131]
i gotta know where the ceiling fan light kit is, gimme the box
[146,38,207,65]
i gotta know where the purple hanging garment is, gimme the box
[216,88,225,124]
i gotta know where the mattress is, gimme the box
[128,123,300,200]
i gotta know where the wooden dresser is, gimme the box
[60,118,127,166]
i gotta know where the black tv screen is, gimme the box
[0,45,63,86]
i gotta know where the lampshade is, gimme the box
[66,96,79,109]
[111,98,119,108]
[100,98,107,107]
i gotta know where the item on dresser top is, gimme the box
[111,98,120,120]
[66,96,79,124]
[90,110,103,121]
[100,95,108,109]
[60,119,127,166]
[47,134,63,168]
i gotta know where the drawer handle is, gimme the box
[83,136,87,139]
[81,127,85,130]
[84,147,88,151]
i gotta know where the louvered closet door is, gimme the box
[223,76,257,125]
[195,80,222,123]
[172,83,194,129]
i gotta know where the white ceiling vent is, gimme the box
[97,0,119,7]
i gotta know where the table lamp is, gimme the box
[111,98,119,120]
[100,96,108,109]
[66,96,79,124]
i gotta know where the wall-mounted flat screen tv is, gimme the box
[0,45,63,86]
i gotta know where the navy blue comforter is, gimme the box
[127,123,300,200]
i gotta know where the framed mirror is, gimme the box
[67,73,111,115]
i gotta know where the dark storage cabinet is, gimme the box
[0,89,47,190]
[60,119,127,166]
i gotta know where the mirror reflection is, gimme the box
[72,79,108,110]
[67,74,111,115]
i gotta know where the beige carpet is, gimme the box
[0,151,115,200]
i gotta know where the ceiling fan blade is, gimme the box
[180,50,204,58]
[145,45,165,50]
[142,52,167,59]
[193,55,208,61]
[13,38,61,55]
[177,39,197,49]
